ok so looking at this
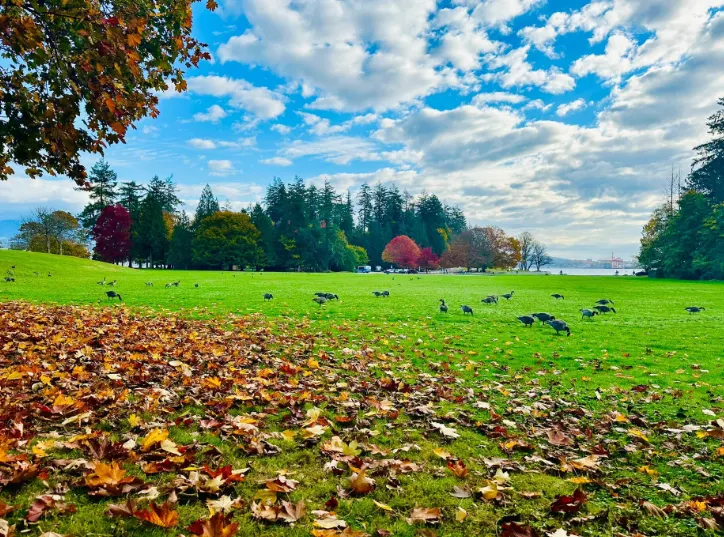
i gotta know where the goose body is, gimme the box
[532,312,555,323]
[596,299,614,305]
[517,315,535,327]
[551,294,564,300]
[105,291,122,301]
[685,306,705,314]
[481,296,497,305]
[580,309,599,320]
[593,305,616,314]
[545,319,570,336]
[460,305,474,315]
[264,293,273,301]
[313,296,328,306]
[439,299,448,313]
[501,291,515,300]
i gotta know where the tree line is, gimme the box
[12,161,555,273]
[639,98,724,280]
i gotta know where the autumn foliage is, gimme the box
[440,226,521,270]
[381,235,421,269]
[92,204,132,263]
[0,0,214,183]
[417,247,440,271]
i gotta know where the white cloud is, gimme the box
[556,98,587,117]
[487,46,576,94]
[0,176,90,219]
[260,157,293,166]
[188,138,217,149]
[472,92,526,105]
[271,124,292,135]
[280,136,382,165]
[187,76,285,120]
[471,0,544,30]
[571,32,635,81]
[193,104,228,123]
[208,160,238,176]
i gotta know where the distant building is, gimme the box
[611,254,625,269]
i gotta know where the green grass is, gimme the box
[1,250,723,537]
[2,250,722,397]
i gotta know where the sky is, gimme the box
[2,0,724,259]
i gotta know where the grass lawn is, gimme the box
[0,250,722,537]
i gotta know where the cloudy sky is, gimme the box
[3,0,724,258]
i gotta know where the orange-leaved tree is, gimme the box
[382,235,421,269]
[0,0,215,184]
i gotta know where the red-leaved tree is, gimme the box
[417,247,440,271]
[382,235,421,269]
[93,204,131,263]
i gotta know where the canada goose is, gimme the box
[97,278,106,285]
[381,290,390,297]
[460,305,473,315]
[194,283,199,288]
[532,312,555,323]
[264,293,273,301]
[481,296,497,305]
[593,305,616,314]
[517,315,535,327]
[4,277,15,282]
[105,291,122,301]
[545,319,570,336]
[47,272,52,277]
[145,282,154,287]
[551,294,564,300]
[501,291,515,300]
[685,306,705,314]
[325,293,339,300]
[373,291,383,297]
[313,296,327,306]
[108,280,117,287]
[439,299,448,313]
[596,299,614,305]
[580,309,599,320]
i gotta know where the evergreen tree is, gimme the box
[357,183,373,233]
[138,195,168,267]
[689,97,724,203]
[264,177,288,224]
[118,181,145,265]
[77,160,118,230]
[250,203,276,268]
[195,184,220,226]
[147,175,181,214]
[167,212,194,269]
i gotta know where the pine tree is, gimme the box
[264,177,288,224]
[195,184,220,226]
[357,183,373,233]
[118,181,145,266]
[250,204,276,268]
[167,212,194,269]
[77,160,118,230]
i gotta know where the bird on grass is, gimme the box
[194,283,199,288]
[517,315,535,327]
[501,291,515,300]
[4,277,15,282]
[460,305,474,315]
[145,282,154,287]
[596,299,614,305]
[545,319,570,336]
[439,299,448,313]
[372,291,383,297]
[313,296,327,306]
[532,312,555,323]
[382,290,390,297]
[264,293,273,301]
[47,272,52,277]
[685,306,705,314]
[593,305,616,314]
[108,280,117,287]
[580,309,599,320]
[97,278,106,286]
[105,291,122,301]
[481,296,497,305]
[551,294,564,300]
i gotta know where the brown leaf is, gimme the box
[500,521,541,537]
[188,512,239,537]
[446,459,469,478]
[407,507,442,525]
[348,470,375,495]
[641,501,668,519]
[133,501,179,528]
[550,488,587,514]
[546,429,572,446]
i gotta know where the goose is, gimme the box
[460,305,474,315]
[439,299,449,313]
[551,294,564,300]
[264,293,274,301]
[481,296,497,305]
[685,306,705,314]
[105,291,122,301]
[532,312,555,323]
[97,278,106,286]
[593,305,616,314]
[545,319,570,336]
[517,315,535,327]
[145,282,154,287]
[325,293,339,300]
[4,276,15,282]
[372,291,383,297]
[194,283,199,288]
[580,309,599,320]
[596,299,614,305]
[381,291,390,297]
[501,291,515,300]
[313,296,328,306]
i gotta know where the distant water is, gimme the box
[549,267,639,276]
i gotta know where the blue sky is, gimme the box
[3,0,724,258]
